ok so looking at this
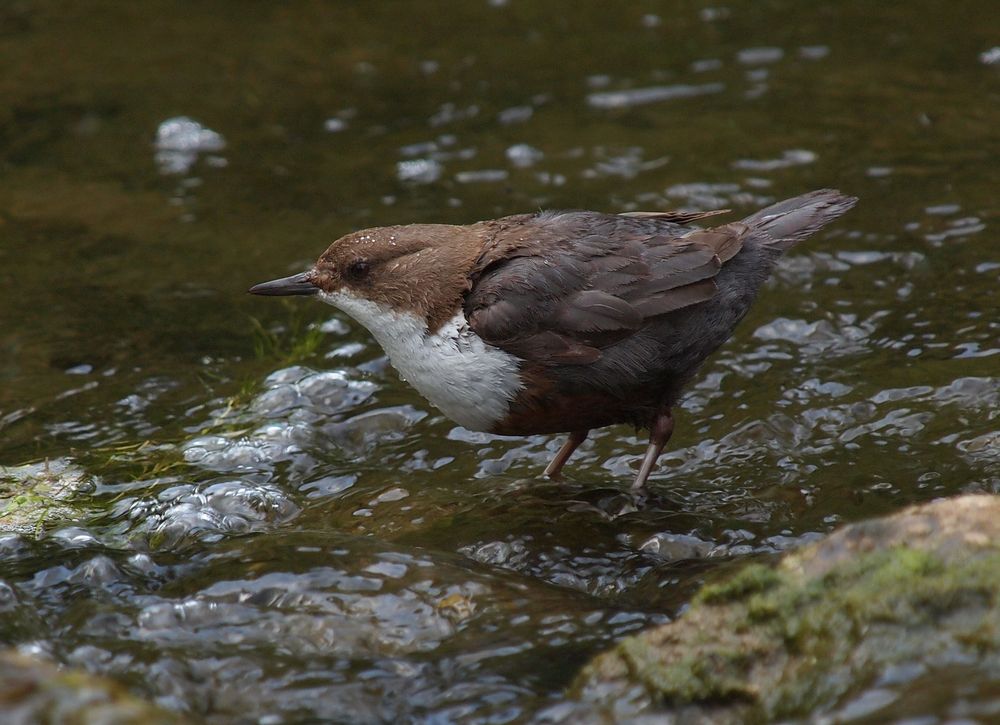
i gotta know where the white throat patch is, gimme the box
[319,290,522,432]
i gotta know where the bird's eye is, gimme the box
[344,259,370,282]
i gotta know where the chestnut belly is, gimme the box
[492,383,665,435]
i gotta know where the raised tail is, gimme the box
[742,189,857,251]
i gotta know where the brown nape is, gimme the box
[311,223,488,331]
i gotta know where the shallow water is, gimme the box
[1,0,998,721]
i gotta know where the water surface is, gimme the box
[1,0,998,721]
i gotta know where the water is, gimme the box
[1,0,998,721]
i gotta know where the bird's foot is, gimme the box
[544,429,589,481]
[632,410,674,490]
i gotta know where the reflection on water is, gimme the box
[0,0,998,721]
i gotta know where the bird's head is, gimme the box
[249,223,483,331]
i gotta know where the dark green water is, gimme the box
[1,0,998,721]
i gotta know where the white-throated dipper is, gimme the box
[250,189,856,489]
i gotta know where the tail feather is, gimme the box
[742,189,857,251]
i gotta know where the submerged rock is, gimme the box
[0,460,95,535]
[0,650,175,723]
[566,495,1000,723]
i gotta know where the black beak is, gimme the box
[248,272,319,297]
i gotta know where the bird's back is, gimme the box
[470,190,857,433]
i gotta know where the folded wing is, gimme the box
[464,210,747,364]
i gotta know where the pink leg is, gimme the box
[544,429,589,480]
[633,410,674,490]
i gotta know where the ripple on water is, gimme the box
[251,366,375,417]
[958,431,1000,466]
[455,169,509,184]
[497,105,533,125]
[125,480,299,549]
[582,146,669,180]
[662,182,771,209]
[114,365,388,548]
[648,370,1000,500]
[183,366,376,474]
[396,158,443,184]
[6,537,656,722]
[506,143,544,168]
[980,46,1000,65]
[154,116,226,175]
[586,82,725,109]
[736,47,785,65]
[462,536,653,598]
[732,148,816,171]
[752,315,874,357]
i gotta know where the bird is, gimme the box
[250,189,856,490]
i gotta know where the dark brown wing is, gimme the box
[464,210,747,365]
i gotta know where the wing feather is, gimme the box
[465,211,746,365]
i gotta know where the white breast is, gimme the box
[319,291,523,431]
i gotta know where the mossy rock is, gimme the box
[0,650,177,724]
[0,459,96,535]
[568,495,1000,723]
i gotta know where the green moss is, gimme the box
[581,543,1000,720]
[617,637,756,702]
[695,563,782,606]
